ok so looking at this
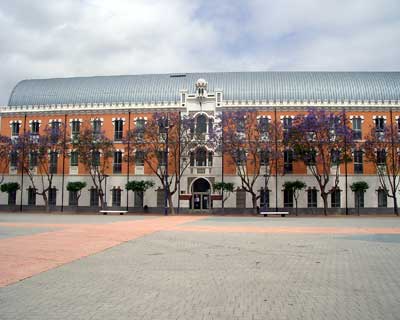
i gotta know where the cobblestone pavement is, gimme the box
[1,214,400,319]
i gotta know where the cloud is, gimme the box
[0,0,399,105]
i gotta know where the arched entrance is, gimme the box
[191,178,211,210]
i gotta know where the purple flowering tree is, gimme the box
[126,112,217,214]
[0,135,13,184]
[222,111,282,211]
[288,108,353,215]
[13,124,66,211]
[72,126,114,208]
[364,120,400,215]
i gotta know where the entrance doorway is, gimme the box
[191,178,211,210]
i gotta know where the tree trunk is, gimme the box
[393,195,399,216]
[252,193,258,213]
[295,199,298,216]
[168,192,175,215]
[321,193,328,216]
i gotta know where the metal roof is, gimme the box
[8,72,400,107]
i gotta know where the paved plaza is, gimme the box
[0,214,400,319]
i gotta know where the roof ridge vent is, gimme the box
[170,74,186,78]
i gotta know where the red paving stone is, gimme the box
[0,216,204,287]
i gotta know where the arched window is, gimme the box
[196,114,207,135]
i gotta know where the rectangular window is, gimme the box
[284,150,293,173]
[8,190,17,205]
[158,118,168,134]
[30,121,40,135]
[113,151,122,173]
[49,151,58,174]
[331,149,341,166]
[284,189,294,207]
[157,150,167,166]
[29,151,38,168]
[114,119,123,140]
[235,149,246,166]
[70,151,78,167]
[354,150,363,174]
[378,189,387,208]
[237,117,245,133]
[48,187,57,206]
[377,149,386,166]
[71,120,80,139]
[69,191,78,206]
[10,151,18,167]
[112,188,121,207]
[28,187,36,206]
[90,188,99,207]
[11,122,20,136]
[259,117,269,134]
[283,117,292,138]
[355,191,364,208]
[260,150,269,166]
[135,151,144,166]
[331,189,341,208]
[93,119,102,134]
[352,118,362,140]
[260,189,269,208]
[50,121,61,143]
[375,117,385,133]
[307,189,318,208]
[92,151,100,166]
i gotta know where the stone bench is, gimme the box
[259,211,289,217]
[99,210,128,215]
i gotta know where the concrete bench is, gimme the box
[259,211,289,217]
[99,210,128,215]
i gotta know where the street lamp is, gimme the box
[104,174,109,208]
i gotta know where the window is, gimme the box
[93,119,102,134]
[28,187,36,206]
[284,150,293,173]
[283,117,292,138]
[196,115,207,135]
[331,189,341,208]
[114,119,123,140]
[377,149,386,166]
[208,118,213,134]
[157,150,167,166]
[352,117,362,140]
[90,188,99,207]
[8,189,17,205]
[331,149,341,166]
[354,150,363,174]
[284,189,293,207]
[11,122,20,136]
[112,187,122,207]
[71,120,80,139]
[136,119,145,140]
[30,121,40,135]
[259,117,269,134]
[50,121,60,143]
[237,117,245,133]
[49,151,58,174]
[29,151,38,168]
[134,191,144,208]
[135,151,144,166]
[113,151,122,173]
[260,150,269,166]
[375,117,385,133]
[305,149,316,166]
[92,151,100,166]
[69,190,78,206]
[158,118,168,134]
[355,190,364,208]
[260,188,269,208]
[307,188,318,208]
[208,152,213,166]
[48,187,57,206]
[378,189,387,208]
[196,148,207,166]
[235,149,246,166]
[70,151,78,167]
[10,151,18,167]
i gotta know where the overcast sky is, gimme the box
[0,0,399,105]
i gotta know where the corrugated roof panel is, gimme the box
[7,72,400,107]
